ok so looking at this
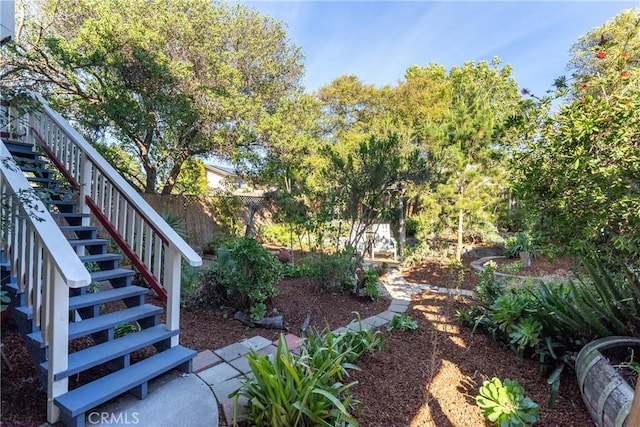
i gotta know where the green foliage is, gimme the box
[489,290,535,334]
[260,223,291,247]
[249,302,267,321]
[508,318,542,353]
[514,9,640,264]
[202,233,235,256]
[533,256,640,341]
[209,192,244,238]
[387,315,418,331]
[9,0,305,194]
[476,378,539,426]
[114,323,139,338]
[504,232,538,258]
[162,211,188,239]
[475,261,505,306]
[401,242,438,267]
[362,266,380,301]
[500,261,523,275]
[304,317,384,364]
[232,325,383,427]
[180,263,202,304]
[298,249,359,294]
[280,262,311,279]
[198,237,281,311]
[0,291,11,312]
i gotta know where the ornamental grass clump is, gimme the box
[232,316,383,426]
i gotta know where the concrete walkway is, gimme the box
[69,267,475,426]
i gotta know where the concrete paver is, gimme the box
[240,335,272,351]
[192,349,222,373]
[229,356,252,375]
[215,342,250,362]
[211,376,245,403]
[198,362,241,386]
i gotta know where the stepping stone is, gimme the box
[198,362,241,386]
[211,376,244,403]
[240,336,272,351]
[275,333,303,351]
[192,350,222,373]
[257,345,277,357]
[215,342,250,362]
[229,356,252,375]
[221,394,249,427]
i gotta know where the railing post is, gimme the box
[79,152,92,226]
[164,246,181,347]
[46,266,70,424]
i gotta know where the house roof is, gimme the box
[203,163,237,177]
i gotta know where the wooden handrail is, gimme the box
[30,93,201,267]
[0,141,91,288]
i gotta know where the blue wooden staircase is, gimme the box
[1,139,197,427]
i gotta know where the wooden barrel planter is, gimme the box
[576,336,640,427]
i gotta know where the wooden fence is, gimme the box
[141,194,274,252]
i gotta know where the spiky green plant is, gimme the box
[231,334,361,427]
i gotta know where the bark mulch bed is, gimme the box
[1,256,592,426]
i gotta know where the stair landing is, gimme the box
[39,370,218,427]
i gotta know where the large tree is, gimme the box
[394,59,521,257]
[2,0,304,194]
[515,8,640,263]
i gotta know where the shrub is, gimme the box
[180,262,202,305]
[260,223,291,247]
[362,266,380,301]
[476,261,505,306]
[504,232,538,258]
[197,237,281,313]
[476,377,539,426]
[299,249,359,294]
[202,233,234,256]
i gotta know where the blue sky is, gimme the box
[243,1,638,96]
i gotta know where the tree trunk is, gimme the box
[456,209,464,261]
[144,165,157,194]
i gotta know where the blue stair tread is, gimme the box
[51,212,91,218]
[27,176,60,183]
[79,253,123,264]
[59,225,100,233]
[68,238,109,247]
[28,304,162,345]
[90,268,135,282]
[54,346,196,417]
[11,286,148,322]
[5,141,36,152]
[42,325,178,380]
[69,285,148,310]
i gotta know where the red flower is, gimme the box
[582,83,589,89]
[620,71,629,78]
[622,52,630,59]
[596,51,606,59]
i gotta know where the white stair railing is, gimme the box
[0,140,91,424]
[26,93,202,347]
